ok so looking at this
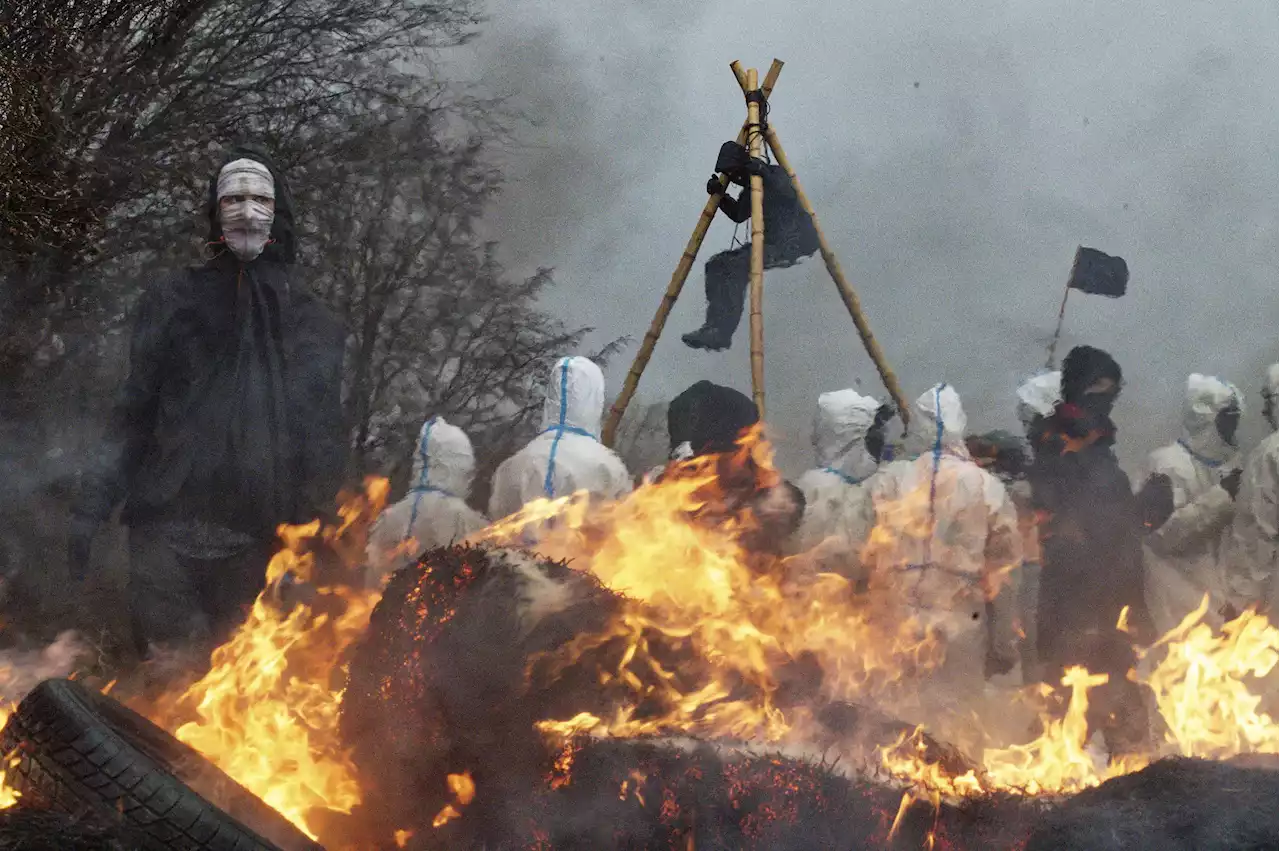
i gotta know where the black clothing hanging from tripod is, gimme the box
[683,141,820,352]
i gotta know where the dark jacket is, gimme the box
[664,382,802,556]
[1028,405,1151,667]
[716,165,820,268]
[73,147,346,538]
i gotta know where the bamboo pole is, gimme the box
[601,60,784,447]
[745,66,767,418]
[759,125,912,426]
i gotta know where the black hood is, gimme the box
[1061,345,1122,405]
[668,381,760,456]
[205,143,298,264]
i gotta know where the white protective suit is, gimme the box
[365,416,488,587]
[1143,374,1244,635]
[865,385,1021,742]
[1225,364,1279,613]
[489,356,632,520]
[791,390,882,581]
[1012,370,1059,684]
[1015,370,1061,432]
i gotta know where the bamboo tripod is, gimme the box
[601,59,910,447]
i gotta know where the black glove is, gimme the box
[66,515,98,582]
[1137,473,1175,532]
[1221,468,1244,500]
[706,175,725,196]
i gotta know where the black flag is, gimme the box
[1068,246,1129,298]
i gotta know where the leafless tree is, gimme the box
[303,108,630,507]
[0,0,481,395]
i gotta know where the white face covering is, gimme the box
[216,158,275,261]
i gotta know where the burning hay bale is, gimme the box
[340,545,984,846]
[340,545,632,836]
[421,734,1041,851]
[1023,757,1278,851]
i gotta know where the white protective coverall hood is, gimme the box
[864,383,1021,750]
[365,416,488,587]
[791,390,882,579]
[1144,374,1244,633]
[1224,364,1279,612]
[488,357,632,520]
[1015,370,1061,432]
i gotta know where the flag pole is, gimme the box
[1045,245,1082,369]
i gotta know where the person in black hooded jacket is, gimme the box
[661,381,805,558]
[68,145,347,660]
[682,141,821,352]
[1027,345,1152,756]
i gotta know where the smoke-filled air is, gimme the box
[0,1,1275,850]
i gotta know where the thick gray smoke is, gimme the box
[449,0,1277,476]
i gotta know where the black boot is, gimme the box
[683,247,749,351]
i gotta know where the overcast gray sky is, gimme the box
[446,0,1278,476]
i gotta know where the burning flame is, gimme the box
[480,427,946,745]
[432,771,476,828]
[149,478,389,839]
[0,707,18,810]
[479,428,1278,807]
[0,420,1244,844]
[1142,595,1279,759]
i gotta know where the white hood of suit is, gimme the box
[1015,370,1061,430]
[908,383,969,458]
[541,356,605,438]
[812,389,882,482]
[408,416,475,497]
[1179,373,1243,464]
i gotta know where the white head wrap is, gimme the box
[217,158,275,200]
[216,158,275,261]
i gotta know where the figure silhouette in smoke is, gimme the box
[682,141,820,351]
[69,146,347,667]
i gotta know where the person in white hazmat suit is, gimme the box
[864,384,1021,753]
[1011,370,1060,683]
[791,390,885,583]
[1142,374,1245,635]
[365,416,489,588]
[488,356,632,520]
[1224,363,1279,618]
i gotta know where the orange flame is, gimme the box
[1142,595,1279,759]
[101,421,1273,844]
[0,707,18,810]
[482,427,946,747]
[150,478,389,839]
[432,771,476,828]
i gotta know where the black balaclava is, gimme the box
[1061,345,1123,417]
[1215,402,1241,446]
[864,403,895,463]
[205,143,297,265]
